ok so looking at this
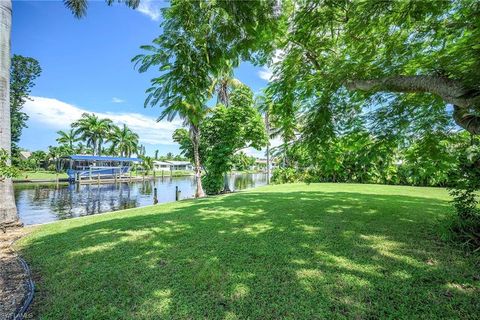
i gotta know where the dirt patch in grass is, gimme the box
[0,228,29,320]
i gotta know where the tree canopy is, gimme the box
[201,86,267,194]
[10,55,41,163]
[133,0,479,247]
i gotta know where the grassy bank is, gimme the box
[17,184,479,319]
[133,170,195,177]
[13,171,68,181]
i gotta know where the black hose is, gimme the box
[8,236,35,320]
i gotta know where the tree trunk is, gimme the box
[345,75,480,135]
[0,0,20,228]
[190,124,205,198]
[265,110,270,184]
[223,172,230,192]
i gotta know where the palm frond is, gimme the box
[63,0,88,18]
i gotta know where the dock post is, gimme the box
[114,169,118,183]
[153,187,158,204]
[175,186,180,201]
[89,168,92,180]
[129,170,132,182]
[97,173,100,184]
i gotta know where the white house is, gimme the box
[166,161,193,171]
[20,151,32,160]
[153,160,194,171]
[153,161,172,172]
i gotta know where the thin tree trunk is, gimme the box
[265,110,270,184]
[223,172,230,192]
[190,124,205,198]
[0,0,20,228]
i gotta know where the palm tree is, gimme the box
[47,145,70,172]
[209,65,244,192]
[0,0,140,227]
[138,144,146,156]
[210,62,243,106]
[56,128,78,150]
[0,1,19,228]
[159,101,207,198]
[256,93,274,185]
[72,113,113,156]
[75,142,91,155]
[29,150,46,170]
[108,124,139,157]
[140,156,154,176]
[132,1,220,198]
[63,0,139,18]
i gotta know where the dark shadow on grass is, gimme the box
[20,190,480,319]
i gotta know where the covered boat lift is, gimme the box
[61,155,142,183]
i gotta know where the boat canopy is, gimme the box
[65,155,142,162]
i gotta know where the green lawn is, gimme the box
[17,184,479,319]
[14,171,68,181]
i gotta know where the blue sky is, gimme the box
[12,0,273,157]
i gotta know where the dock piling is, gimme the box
[175,186,181,201]
[153,187,158,204]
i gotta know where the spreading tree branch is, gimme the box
[345,75,480,134]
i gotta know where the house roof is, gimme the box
[153,161,171,165]
[166,161,192,165]
[63,155,142,162]
[20,151,32,159]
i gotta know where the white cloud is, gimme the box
[137,0,163,21]
[111,97,125,103]
[244,137,283,158]
[23,96,182,146]
[271,49,285,64]
[258,67,274,82]
[257,49,285,82]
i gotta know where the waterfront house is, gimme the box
[153,160,194,172]
[153,161,172,172]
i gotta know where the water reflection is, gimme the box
[15,173,267,225]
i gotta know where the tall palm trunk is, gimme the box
[92,139,98,156]
[0,0,20,228]
[190,124,205,198]
[265,110,270,184]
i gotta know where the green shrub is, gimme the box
[448,147,480,252]
[271,167,301,184]
[202,172,224,195]
[0,149,19,179]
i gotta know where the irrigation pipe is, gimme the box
[6,234,35,320]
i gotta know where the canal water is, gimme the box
[14,173,267,225]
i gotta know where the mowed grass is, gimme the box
[14,171,68,181]
[17,183,480,319]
